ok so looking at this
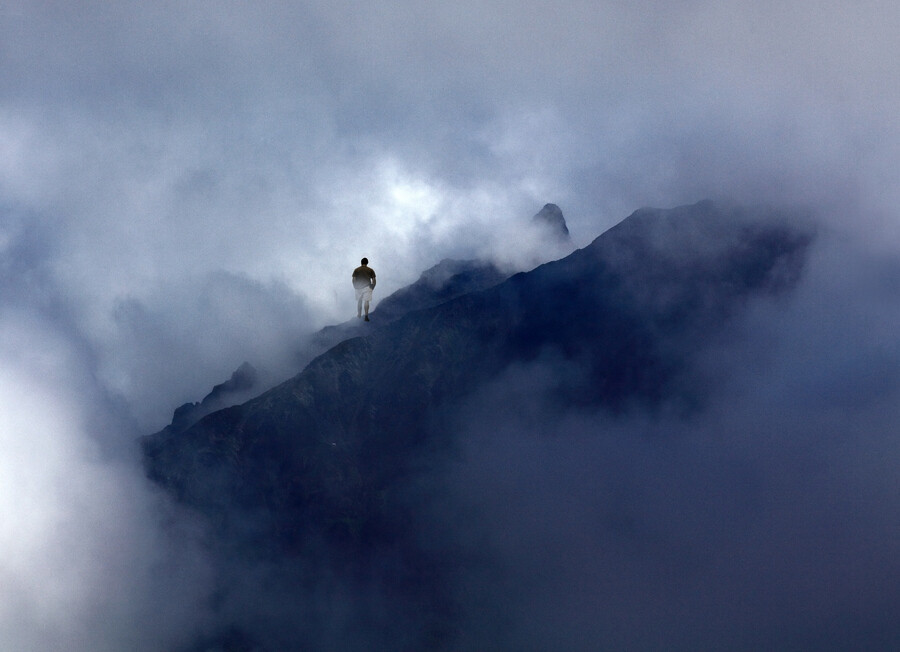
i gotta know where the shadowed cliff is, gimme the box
[143,200,814,650]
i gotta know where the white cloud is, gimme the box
[1,1,899,647]
[0,312,213,651]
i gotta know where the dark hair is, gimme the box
[361,257,368,265]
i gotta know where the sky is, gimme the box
[1,1,899,649]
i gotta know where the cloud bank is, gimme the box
[2,1,899,649]
[0,311,214,651]
[442,227,900,650]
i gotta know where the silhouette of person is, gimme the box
[352,257,376,321]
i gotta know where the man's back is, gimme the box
[352,264,376,289]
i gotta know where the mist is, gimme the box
[2,0,899,649]
[0,309,216,651]
[441,223,900,650]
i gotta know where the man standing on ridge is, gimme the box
[352,257,376,321]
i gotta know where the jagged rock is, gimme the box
[165,204,565,433]
[168,361,258,434]
[143,200,814,650]
[144,200,813,540]
[372,258,506,323]
[301,258,508,374]
[532,203,571,242]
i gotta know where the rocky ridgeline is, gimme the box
[143,200,813,651]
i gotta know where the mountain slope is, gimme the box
[142,200,814,650]
[154,204,568,438]
[304,257,507,364]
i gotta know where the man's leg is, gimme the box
[364,299,370,321]
[357,296,363,318]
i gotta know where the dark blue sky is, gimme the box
[1,2,899,649]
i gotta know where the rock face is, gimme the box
[294,257,509,382]
[167,361,258,434]
[157,259,508,438]
[371,258,506,323]
[532,202,571,242]
[142,200,814,651]
[159,203,560,437]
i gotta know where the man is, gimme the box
[352,257,376,321]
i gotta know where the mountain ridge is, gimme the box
[142,199,814,651]
[144,198,814,542]
[144,197,809,544]
[156,205,566,437]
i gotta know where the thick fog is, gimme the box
[442,224,900,650]
[2,1,899,649]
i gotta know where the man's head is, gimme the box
[361,257,368,265]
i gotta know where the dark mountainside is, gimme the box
[158,204,563,438]
[143,201,814,651]
[370,257,507,324]
[168,362,259,434]
[160,258,509,439]
[304,257,507,366]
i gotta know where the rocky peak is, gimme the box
[142,200,815,651]
[532,203,571,242]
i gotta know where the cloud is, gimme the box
[0,311,214,652]
[3,2,899,344]
[95,270,317,430]
[1,1,899,648]
[438,220,900,650]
